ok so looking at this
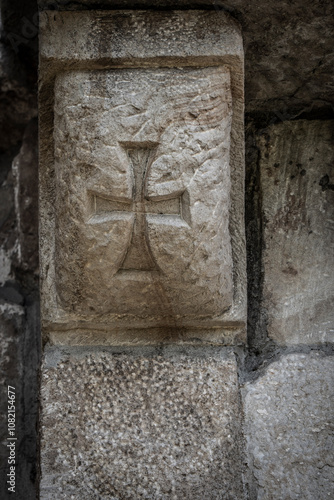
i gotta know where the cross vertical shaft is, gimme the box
[120,146,158,271]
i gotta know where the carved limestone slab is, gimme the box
[39,10,246,345]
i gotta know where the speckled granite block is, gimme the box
[40,347,245,499]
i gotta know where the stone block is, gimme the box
[260,120,334,345]
[39,10,246,345]
[40,347,245,499]
[243,353,334,500]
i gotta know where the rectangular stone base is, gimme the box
[40,346,245,499]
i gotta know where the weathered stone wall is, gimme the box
[0,1,333,499]
[243,118,334,499]
[0,1,40,498]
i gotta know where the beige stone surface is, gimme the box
[260,120,334,345]
[243,352,334,499]
[39,10,246,343]
[40,347,245,499]
[54,67,233,319]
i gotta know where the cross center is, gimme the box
[88,143,189,273]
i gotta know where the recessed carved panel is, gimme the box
[54,67,233,319]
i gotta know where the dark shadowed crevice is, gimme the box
[244,119,268,354]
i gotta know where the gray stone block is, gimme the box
[260,120,334,345]
[243,353,334,500]
[40,347,245,499]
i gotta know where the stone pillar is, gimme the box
[39,9,246,497]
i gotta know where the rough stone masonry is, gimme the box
[0,0,333,499]
[35,2,333,500]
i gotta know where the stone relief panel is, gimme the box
[54,67,233,319]
[39,9,245,343]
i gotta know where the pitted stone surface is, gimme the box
[243,353,334,500]
[260,120,334,345]
[40,348,245,499]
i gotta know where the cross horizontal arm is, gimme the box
[94,194,132,214]
[91,193,183,216]
[144,197,180,215]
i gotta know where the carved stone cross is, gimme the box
[41,11,245,335]
[89,144,190,273]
